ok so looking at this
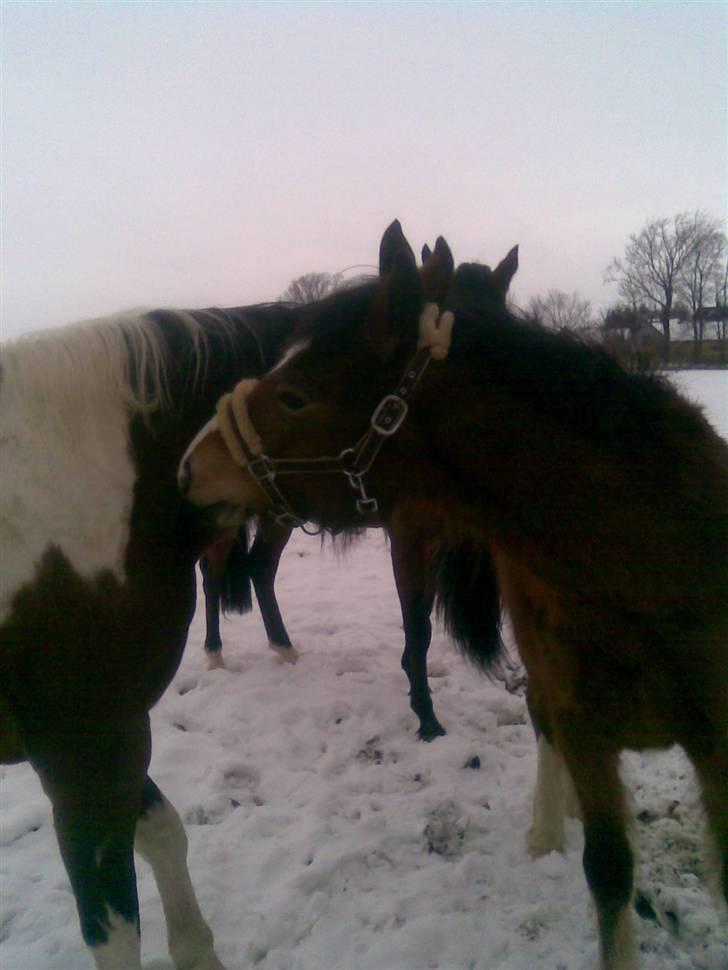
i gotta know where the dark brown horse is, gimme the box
[185,234,519,739]
[182,223,728,970]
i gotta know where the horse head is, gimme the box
[179,223,517,534]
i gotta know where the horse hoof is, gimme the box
[418,722,447,742]
[269,643,300,664]
[206,652,226,671]
[526,828,564,858]
[192,954,227,970]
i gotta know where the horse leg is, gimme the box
[248,519,297,661]
[559,735,636,970]
[135,777,225,970]
[680,730,728,906]
[31,717,152,970]
[200,557,225,669]
[526,689,581,856]
[389,521,444,741]
[527,734,572,856]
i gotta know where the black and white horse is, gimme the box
[0,303,298,969]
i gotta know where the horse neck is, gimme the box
[413,353,728,602]
[412,357,635,558]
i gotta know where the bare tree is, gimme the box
[280,271,342,304]
[714,255,728,363]
[527,289,594,333]
[604,211,710,361]
[678,220,726,361]
[600,302,658,371]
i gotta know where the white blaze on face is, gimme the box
[269,338,311,373]
[180,413,221,472]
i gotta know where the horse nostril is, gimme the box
[178,459,192,496]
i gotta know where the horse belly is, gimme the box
[491,546,685,750]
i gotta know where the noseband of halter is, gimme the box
[215,303,454,533]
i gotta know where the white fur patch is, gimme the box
[0,322,138,623]
[181,414,220,471]
[90,910,141,969]
[135,793,224,970]
[270,338,311,373]
[527,735,568,857]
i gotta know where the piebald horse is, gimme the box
[0,303,300,969]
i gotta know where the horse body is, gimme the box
[0,304,297,969]
[182,223,728,970]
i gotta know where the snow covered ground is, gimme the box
[1,371,727,970]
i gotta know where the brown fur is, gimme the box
[185,226,728,969]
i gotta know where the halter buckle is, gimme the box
[356,496,379,516]
[273,508,301,527]
[370,395,408,437]
[249,454,276,484]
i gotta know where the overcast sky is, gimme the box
[2,1,726,339]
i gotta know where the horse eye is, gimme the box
[277,389,308,412]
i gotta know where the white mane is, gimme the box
[0,308,231,619]
[0,309,224,425]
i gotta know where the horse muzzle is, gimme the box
[178,381,263,511]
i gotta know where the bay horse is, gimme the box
[0,302,305,969]
[181,223,728,970]
[184,234,519,739]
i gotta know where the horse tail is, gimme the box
[432,540,504,672]
[219,527,254,615]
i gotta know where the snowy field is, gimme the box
[1,371,727,970]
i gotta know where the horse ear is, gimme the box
[366,246,422,360]
[421,236,454,303]
[421,243,432,263]
[492,244,519,297]
[379,220,416,276]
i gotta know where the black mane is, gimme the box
[134,303,299,410]
[448,297,709,449]
[297,281,380,350]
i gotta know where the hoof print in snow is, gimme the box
[185,805,213,826]
[357,736,385,765]
[184,795,246,826]
[215,764,264,807]
[634,890,659,923]
[424,800,467,858]
[637,799,681,825]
